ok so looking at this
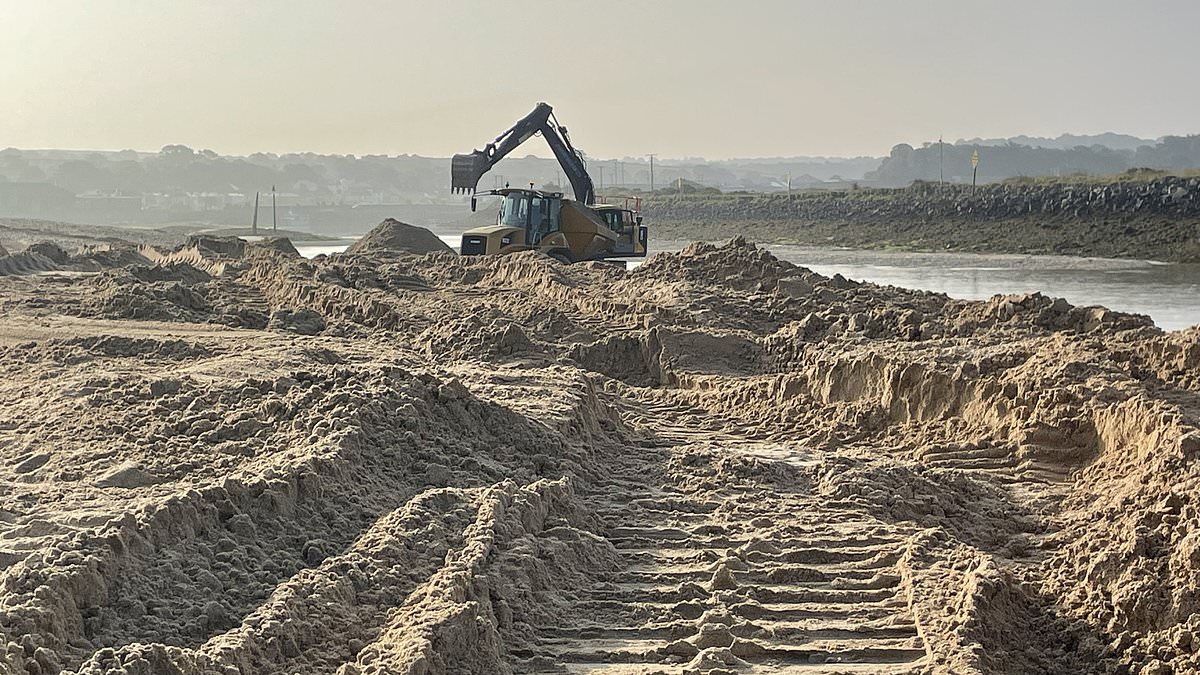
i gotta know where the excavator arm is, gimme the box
[451,102,596,206]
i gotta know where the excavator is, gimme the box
[450,102,648,263]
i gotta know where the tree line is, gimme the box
[867,136,1200,186]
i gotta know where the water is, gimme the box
[770,246,1200,331]
[293,235,459,259]
[294,240,356,258]
[295,237,1200,331]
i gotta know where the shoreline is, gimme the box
[648,216,1200,263]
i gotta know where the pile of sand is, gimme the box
[1,237,1199,674]
[70,244,152,271]
[345,218,453,256]
[26,241,69,264]
[185,235,246,258]
[248,236,300,257]
[0,250,60,276]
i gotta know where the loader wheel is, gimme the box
[548,250,574,265]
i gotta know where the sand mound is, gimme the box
[267,308,326,335]
[1,237,1198,674]
[185,234,246,258]
[0,250,60,276]
[69,244,152,271]
[345,218,453,255]
[248,236,300,257]
[27,241,69,264]
[127,262,213,285]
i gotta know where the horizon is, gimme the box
[5,1,1199,159]
[2,129,1184,164]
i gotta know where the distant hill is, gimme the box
[2,131,1198,227]
[868,135,1200,186]
[956,133,1154,151]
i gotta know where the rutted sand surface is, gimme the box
[0,236,1198,674]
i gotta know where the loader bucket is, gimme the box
[451,151,490,194]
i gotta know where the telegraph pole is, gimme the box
[251,191,259,235]
[271,185,277,232]
[939,136,944,185]
[647,153,657,192]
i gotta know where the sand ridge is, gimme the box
[0,236,1197,673]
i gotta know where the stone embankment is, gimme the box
[646,177,1200,261]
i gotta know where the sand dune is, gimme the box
[0,236,1196,674]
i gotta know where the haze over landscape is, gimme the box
[5,1,1200,159]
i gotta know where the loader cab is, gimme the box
[461,188,646,259]
[593,197,648,257]
[596,207,631,234]
[497,188,563,246]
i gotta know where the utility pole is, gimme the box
[647,153,656,192]
[786,173,792,200]
[939,136,944,185]
[251,191,259,235]
[271,185,277,232]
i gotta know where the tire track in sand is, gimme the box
[513,396,929,674]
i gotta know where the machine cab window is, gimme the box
[499,193,528,228]
[498,190,562,245]
[600,210,623,232]
[530,196,551,242]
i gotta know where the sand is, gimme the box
[345,219,454,256]
[248,237,301,258]
[0,234,1197,674]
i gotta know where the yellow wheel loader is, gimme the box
[451,102,648,263]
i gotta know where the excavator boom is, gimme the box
[450,102,595,205]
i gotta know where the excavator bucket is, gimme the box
[451,151,490,194]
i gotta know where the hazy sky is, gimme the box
[3,1,1198,159]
